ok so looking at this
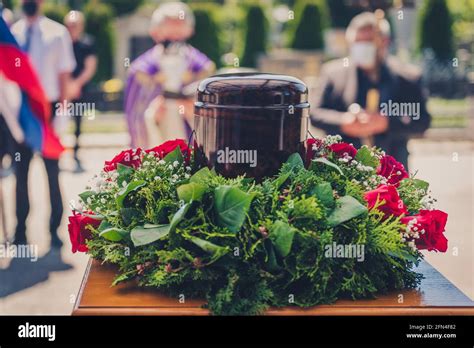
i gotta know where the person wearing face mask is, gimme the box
[124,1,215,148]
[10,0,76,247]
[310,11,431,170]
[64,10,97,173]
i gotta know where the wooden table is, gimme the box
[73,259,474,315]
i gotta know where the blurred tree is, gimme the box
[241,5,267,68]
[289,1,325,50]
[326,0,362,28]
[1,0,15,9]
[188,4,222,68]
[84,0,115,82]
[417,0,455,60]
[42,2,70,24]
[101,0,144,17]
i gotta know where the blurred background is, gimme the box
[0,0,473,314]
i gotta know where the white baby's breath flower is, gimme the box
[173,161,179,168]
[158,160,165,165]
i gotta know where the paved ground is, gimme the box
[0,137,472,314]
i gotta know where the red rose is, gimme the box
[401,210,448,252]
[68,212,101,253]
[306,138,324,164]
[377,155,408,185]
[329,143,357,159]
[146,139,191,163]
[104,148,142,172]
[364,184,407,218]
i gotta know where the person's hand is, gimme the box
[152,95,167,125]
[68,80,82,100]
[340,112,373,138]
[177,97,195,124]
[368,113,389,134]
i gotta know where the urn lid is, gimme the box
[196,73,309,108]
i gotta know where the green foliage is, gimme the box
[288,0,326,50]
[417,0,455,60]
[325,0,361,28]
[2,0,16,10]
[241,4,268,67]
[188,3,222,68]
[100,0,144,17]
[84,0,115,82]
[78,140,429,315]
[42,2,70,24]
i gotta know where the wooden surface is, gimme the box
[73,259,474,315]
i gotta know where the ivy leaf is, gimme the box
[310,157,345,176]
[285,153,304,169]
[177,182,207,203]
[269,220,296,257]
[169,203,190,232]
[309,182,335,209]
[190,167,215,184]
[131,224,170,247]
[163,147,183,164]
[355,147,379,168]
[116,180,146,208]
[327,196,367,227]
[213,186,254,233]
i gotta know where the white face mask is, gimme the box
[350,42,376,69]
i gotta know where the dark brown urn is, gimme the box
[194,73,309,181]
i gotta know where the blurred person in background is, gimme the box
[64,10,97,173]
[125,1,215,149]
[10,0,76,247]
[310,11,431,170]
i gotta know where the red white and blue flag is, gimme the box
[0,16,64,159]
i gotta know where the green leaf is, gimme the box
[190,167,215,184]
[269,220,297,257]
[273,171,291,189]
[120,207,139,226]
[388,250,418,263]
[163,147,183,164]
[285,153,304,169]
[169,203,190,232]
[117,163,134,185]
[79,190,95,203]
[400,178,429,192]
[177,182,207,203]
[309,182,335,208]
[355,147,379,168]
[99,227,128,242]
[131,224,170,247]
[188,236,230,263]
[213,186,254,233]
[310,157,345,176]
[327,196,367,227]
[264,240,280,271]
[116,180,146,207]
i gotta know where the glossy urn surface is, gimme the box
[194,73,309,180]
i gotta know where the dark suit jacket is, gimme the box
[310,56,431,169]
